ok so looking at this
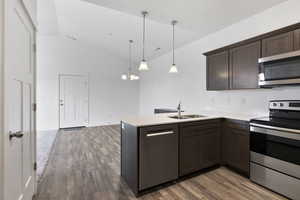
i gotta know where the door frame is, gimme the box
[1,0,37,199]
[58,74,90,129]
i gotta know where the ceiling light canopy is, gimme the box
[169,20,178,73]
[139,11,149,71]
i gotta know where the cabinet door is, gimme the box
[230,41,261,89]
[207,51,229,90]
[222,127,237,166]
[180,121,220,176]
[139,124,178,190]
[180,130,201,176]
[232,129,250,175]
[262,31,294,57]
[200,129,221,169]
[222,120,250,176]
[294,29,300,51]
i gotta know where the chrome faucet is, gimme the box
[177,101,182,119]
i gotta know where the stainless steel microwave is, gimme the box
[258,50,300,87]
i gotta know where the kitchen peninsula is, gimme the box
[121,112,258,196]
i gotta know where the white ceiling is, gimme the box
[84,0,287,33]
[37,0,288,62]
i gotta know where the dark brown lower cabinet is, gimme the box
[180,120,221,176]
[222,119,250,176]
[122,119,250,196]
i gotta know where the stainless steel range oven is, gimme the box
[250,100,300,200]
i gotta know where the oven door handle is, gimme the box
[250,123,300,141]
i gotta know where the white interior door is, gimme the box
[59,75,89,129]
[4,0,36,200]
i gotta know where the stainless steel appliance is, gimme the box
[250,100,300,200]
[258,50,300,87]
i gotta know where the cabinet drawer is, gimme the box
[225,119,249,132]
[180,119,220,128]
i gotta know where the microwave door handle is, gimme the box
[258,50,300,63]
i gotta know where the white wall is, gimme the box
[139,0,300,116]
[0,0,4,198]
[37,36,139,131]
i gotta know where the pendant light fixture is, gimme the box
[169,20,178,73]
[121,40,140,80]
[139,11,149,71]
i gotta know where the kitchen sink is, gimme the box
[169,114,206,119]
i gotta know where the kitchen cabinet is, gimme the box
[262,31,294,57]
[204,23,300,91]
[294,29,300,50]
[206,51,229,90]
[230,41,261,89]
[139,124,179,190]
[180,120,221,176]
[121,118,249,196]
[222,119,250,176]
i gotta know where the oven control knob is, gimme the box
[280,103,284,107]
[272,103,277,107]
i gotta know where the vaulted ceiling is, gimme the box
[37,0,288,62]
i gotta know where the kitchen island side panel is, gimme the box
[121,122,139,195]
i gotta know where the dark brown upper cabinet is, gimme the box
[204,22,300,91]
[294,29,300,50]
[206,51,229,91]
[230,41,261,89]
[262,31,294,57]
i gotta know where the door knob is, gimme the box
[9,131,24,140]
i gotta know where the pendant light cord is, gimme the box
[172,22,175,65]
[142,12,146,61]
[129,40,133,75]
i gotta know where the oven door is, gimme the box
[250,123,300,178]
[258,51,300,87]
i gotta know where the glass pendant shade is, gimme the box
[121,74,128,80]
[130,74,140,80]
[169,64,178,73]
[139,60,149,71]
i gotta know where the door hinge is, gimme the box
[33,162,37,171]
[33,103,37,112]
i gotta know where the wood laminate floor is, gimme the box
[36,125,287,200]
[37,130,58,180]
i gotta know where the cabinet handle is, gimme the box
[146,131,174,137]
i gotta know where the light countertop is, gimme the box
[122,111,267,127]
